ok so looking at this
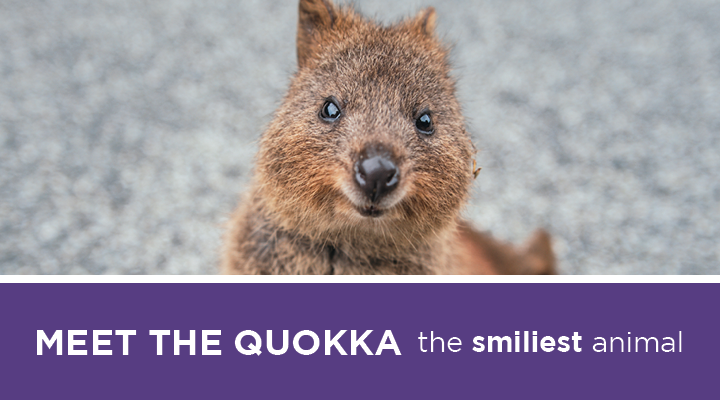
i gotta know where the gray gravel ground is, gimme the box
[1,0,719,274]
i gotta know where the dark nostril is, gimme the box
[354,155,400,203]
[354,164,367,187]
[386,169,398,186]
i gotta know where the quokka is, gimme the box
[222,0,555,275]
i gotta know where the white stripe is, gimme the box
[0,275,718,283]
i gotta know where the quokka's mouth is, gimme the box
[356,205,385,218]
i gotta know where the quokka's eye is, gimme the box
[415,112,434,135]
[319,98,342,121]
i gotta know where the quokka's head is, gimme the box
[256,0,475,245]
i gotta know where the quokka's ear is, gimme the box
[409,7,437,36]
[297,0,337,68]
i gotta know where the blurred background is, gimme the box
[1,0,718,274]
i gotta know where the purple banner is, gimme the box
[1,283,717,399]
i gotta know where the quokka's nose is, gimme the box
[354,150,400,204]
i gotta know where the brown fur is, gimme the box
[222,0,555,275]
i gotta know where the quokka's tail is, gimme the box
[455,221,556,275]
[520,229,556,275]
